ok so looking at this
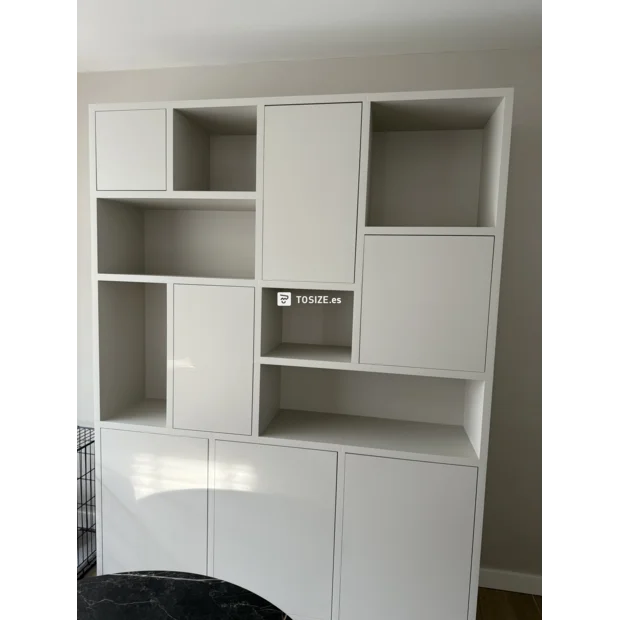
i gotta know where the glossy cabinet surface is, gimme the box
[95,109,167,190]
[262,103,362,283]
[339,454,477,620]
[359,235,494,372]
[213,440,338,620]
[173,285,254,434]
[100,429,208,574]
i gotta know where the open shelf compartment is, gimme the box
[259,366,485,462]
[261,288,354,363]
[97,197,255,278]
[98,281,167,427]
[173,105,257,191]
[367,96,508,228]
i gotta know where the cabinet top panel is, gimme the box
[88,88,514,113]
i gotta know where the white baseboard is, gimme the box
[479,567,542,595]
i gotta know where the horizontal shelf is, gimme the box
[98,273,256,287]
[102,399,167,427]
[96,191,256,211]
[364,227,496,236]
[262,410,478,464]
[263,343,352,364]
[260,280,356,291]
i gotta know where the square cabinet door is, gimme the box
[359,235,494,372]
[213,441,337,620]
[339,454,477,620]
[95,109,167,190]
[100,429,208,574]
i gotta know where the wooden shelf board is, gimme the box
[364,226,496,236]
[263,343,352,364]
[262,409,478,464]
[96,191,256,211]
[98,274,256,287]
[102,399,167,427]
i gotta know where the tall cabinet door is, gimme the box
[213,441,337,620]
[100,429,208,575]
[262,103,362,283]
[339,454,477,620]
[359,235,494,372]
[173,285,254,434]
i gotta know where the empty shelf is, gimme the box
[104,399,167,427]
[263,343,352,364]
[96,191,256,211]
[262,409,478,464]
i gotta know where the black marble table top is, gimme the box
[77,571,289,619]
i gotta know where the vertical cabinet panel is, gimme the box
[359,235,494,372]
[262,103,362,283]
[95,109,167,190]
[173,285,254,434]
[100,429,208,574]
[213,441,337,620]
[339,454,477,620]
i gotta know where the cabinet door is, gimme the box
[360,235,494,372]
[100,429,208,574]
[173,285,254,434]
[263,103,361,283]
[95,109,167,190]
[340,454,477,620]
[213,441,337,620]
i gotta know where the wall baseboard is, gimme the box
[479,567,542,595]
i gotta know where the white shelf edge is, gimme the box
[259,280,356,291]
[259,356,487,380]
[95,190,257,200]
[262,343,353,364]
[98,273,257,287]
[364,227,496,236]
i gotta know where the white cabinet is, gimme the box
[213,441,337,620]
[339,454,477,620]
[359,235,494,372]
[95,109,167,190]
[173,285,254,435]
[262,103,362,283]
[100,429,208,574]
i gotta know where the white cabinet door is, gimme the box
[95,109,167,190]
[360,235,494,372]
[213,441,337,620]
[262,103,362,283]
[100,429,208,574]
[339,454,477,620]
[173,285,254,434]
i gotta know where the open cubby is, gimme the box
[259,366,484,461]
[97,198,255,278]
[98,281,167,427]
[173,106,257,191]
[261,288,354,363]
[367,97,506,228]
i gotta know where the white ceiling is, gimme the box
[77,0,541,73]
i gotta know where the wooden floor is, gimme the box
[477,588,542,619]
[81,569,541,619]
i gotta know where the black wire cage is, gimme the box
[78,427,97,578]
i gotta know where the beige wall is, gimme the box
[77,48,541,576]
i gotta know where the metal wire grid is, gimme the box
[77,426,96,579]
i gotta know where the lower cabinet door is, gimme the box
[339,454,477,620]
[213,441,337,620]
[100,429,209,574]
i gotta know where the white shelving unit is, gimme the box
[91,88,513,620]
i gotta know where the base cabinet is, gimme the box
[339,454,478,620]
[100,429,209,574]
[212,441,337,620]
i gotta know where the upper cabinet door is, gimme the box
[360,235,494,372]
[262,103,362,283]
[339,454,477,620]
[173,285,254,435]
[100,429,208,575]
[95,109,167,190]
